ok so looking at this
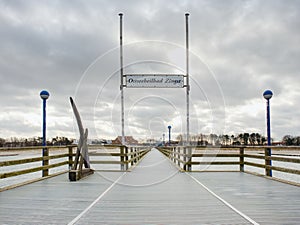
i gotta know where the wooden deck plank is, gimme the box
[0,172,124,224]
[189,172,300,225]
[0,148,299,224]
[71,149,252,224]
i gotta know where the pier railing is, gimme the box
[158,146,300,183]
[0,145,150,190]
[2,145,299,188]
[88,145,151,171]
[0,145,75,179]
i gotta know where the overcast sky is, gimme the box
[0,0,299,142]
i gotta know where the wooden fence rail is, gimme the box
[2,145,298,188]
[0,145,151,183]
[158,146,300,180]
[89,145,151,171]
[0,146,75,180]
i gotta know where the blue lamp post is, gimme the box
[40,90,50,177]
[263,90,273,146]
[263,89,273,177]
[40,90,50,146]
[168,125,172,146]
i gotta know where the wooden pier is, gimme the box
[0,148,299,224]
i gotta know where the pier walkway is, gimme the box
[1,148,300,224]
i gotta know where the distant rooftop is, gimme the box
[112,136,138,145]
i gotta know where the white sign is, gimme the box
[126,74,184,88]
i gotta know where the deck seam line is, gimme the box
[186,173,260,225]
[67,172,126,225]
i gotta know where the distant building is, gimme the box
[112,136,138,145]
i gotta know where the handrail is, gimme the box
[0,145,77,151]
[0,145,151,184]
[157,146,300,183]
[1,161,69,179]
[0,146,76,180]
[0,153,70,167]
[2,145,298,188]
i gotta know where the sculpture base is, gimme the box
[69,168,94,181]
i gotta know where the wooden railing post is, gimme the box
[183,147,187,171]
[135,147,138,163]
[174,147,176,164]
[172,147,175,163]
[120,146,125,171]
[140,148,143,160]
[125,146,129,170]
[187,146,192,171]
[42,147,49,177]
[239,147,244,172]
[265,147,272,177]
[130,147,134,166]
[68,146,73,169]
[177,147,180,167]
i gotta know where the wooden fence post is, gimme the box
[177,147,180,167]
[68,146,73,169]
[125,146,129,170]
[187,146,192,171]
[265,147,272,177]
[239,147,244,172]
[130,147,134,166]
[173,147,176,163]
[135,147,138,163]
[120,146,125,171]
[183,147,187,171]
[42,147,49,177]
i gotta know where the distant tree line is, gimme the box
[1,133,300,147]
[282,135,300,146]
[0,136,74,148]
[176,133,300,146]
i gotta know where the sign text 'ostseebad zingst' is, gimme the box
[126,75,184,88]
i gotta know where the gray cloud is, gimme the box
[0,0,299,142]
